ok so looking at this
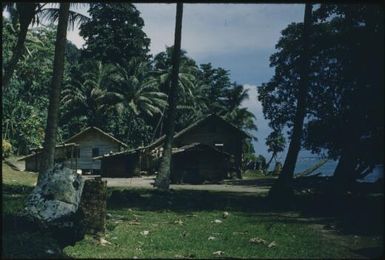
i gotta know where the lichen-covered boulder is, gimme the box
[24,164,85,228]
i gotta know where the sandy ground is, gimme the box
[7,157,271,194]
[102,175,271,193]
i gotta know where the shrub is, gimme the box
[2,139,12,158]
[273,162,282,176]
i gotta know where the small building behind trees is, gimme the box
[19,127,127,173]
[20,143,79,172]
[171,143,232,184]
[96,114,250,183]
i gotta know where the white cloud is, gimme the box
[241,84,262,113]
[241,84,272,157]
[67,27,85,49]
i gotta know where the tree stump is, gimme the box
[78,177,107,236]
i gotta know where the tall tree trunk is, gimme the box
[38,3,70,183]
[277,3,312,184]
[269,3,313,199]
[2,4,35,91]
[154,3,183,191]
[332,141,359,194]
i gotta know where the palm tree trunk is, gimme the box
[154,3,183,191]
[265,152,276,171]
[38,3,70,183]
[2,8,34,91]
[270,4,313,198]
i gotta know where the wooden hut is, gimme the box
[94,149,142,178]
[19,143,79,172]
[171,143,232,184]
[18,127,127,174]
[96,114,251,181]
[145,114,250,175]
[63,127,128,174]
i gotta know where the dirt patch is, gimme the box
[103,176,271,194]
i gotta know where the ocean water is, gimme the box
[268,158,384,183]
[294,158,337,176]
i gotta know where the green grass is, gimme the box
[2,163,37,215]
[2,163,383,259]
[2,162,37,186]
[62,189,382,258]
[65,208,377,259]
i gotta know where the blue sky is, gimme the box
[64,4,306,158]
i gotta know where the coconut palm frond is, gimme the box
[97,92,125,104]
[39,7,90,31]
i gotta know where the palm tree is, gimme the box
[99,62,168,117]
[269,3,313,199]
[265,130,286,170]
[148,51,203,138]
[2,3,89,91]
[61,61,116,127]
[38,3,70,182]
[150,49,199,103]
[2,3,42,90]
[154,3,184,191]
[223,83,257,133]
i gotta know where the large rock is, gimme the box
[24,164,85,228]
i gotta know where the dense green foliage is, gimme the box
[2,4,256,157]
[265,130,286,170]
[79,3,150,66]
[2,3,89,90]
[258,4,384,182]
[3,20,55,154]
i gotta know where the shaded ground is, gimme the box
[2,163,384,258]
[103,175,273,193]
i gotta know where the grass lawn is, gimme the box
[2,162,383,258]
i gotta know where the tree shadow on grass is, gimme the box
[3,181,383,257]
[352,247,384,259]
[2,214,73,259]
[107,186,384,237]
[107,188,272,213]
[2,184,81,259]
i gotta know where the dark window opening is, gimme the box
[92,148,99,157]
